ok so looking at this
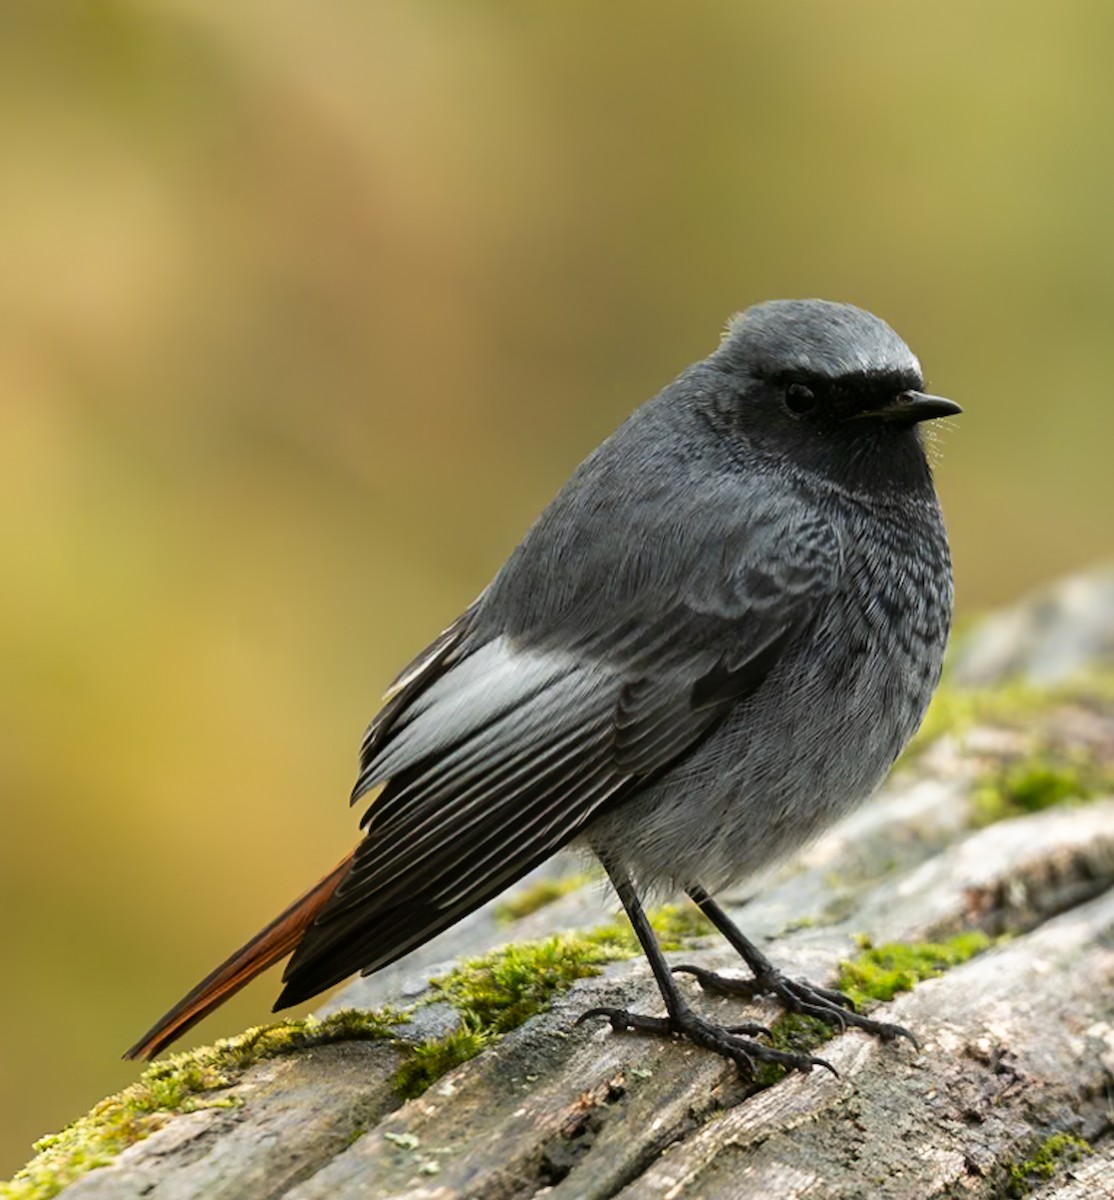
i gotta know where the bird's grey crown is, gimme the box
[714,299,922,385]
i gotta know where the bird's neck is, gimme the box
[782,426,938,505]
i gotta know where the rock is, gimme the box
[950,566,1114,686]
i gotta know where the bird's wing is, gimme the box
[277,503,840,1006]
[356,598,484,768]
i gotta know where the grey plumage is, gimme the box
[126,297,959,1068]
[277,297,956,1005]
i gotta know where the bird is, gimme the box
[125,298,960,1075]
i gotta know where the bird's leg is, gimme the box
[673,885,917,1047]
[577,857,835,1077]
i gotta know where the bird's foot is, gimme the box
[672,964,918,1048]
[576,1004,836,1078]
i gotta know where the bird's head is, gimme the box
[703,299,961,493]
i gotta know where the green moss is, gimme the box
[648,903,714,948]
[211,1006,403,1064]
[494,872,595,924]
[429,931,629,1031]
[837,931,993,1006]
[393,1024,492,1099]
[391,902,710,1097]
[899,670,1114,765]
[0,1009,402,1200]
[903,666,1114,827]
[752,1013,834,1088]
[1006,1133,1092,1196]
[766,1012,833,1054]
[970,750,1114,828]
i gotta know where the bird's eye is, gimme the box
[784,383,817,417]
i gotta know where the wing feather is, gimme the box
[355,640,577,800]
[338,710,610,911]
[277,502,841,1008]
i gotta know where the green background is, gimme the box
[2,0,1112,1176]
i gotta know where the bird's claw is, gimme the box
[672,963,918,1049]
[576,1006,672,1035]
[577,1004,836,1079]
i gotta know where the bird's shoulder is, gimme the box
[479,407,844,652]
[356,401,844,782]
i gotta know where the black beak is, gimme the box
[859,391,963,426]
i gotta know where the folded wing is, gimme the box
[277,504,840,1007]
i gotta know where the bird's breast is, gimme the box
[596,494,953,893]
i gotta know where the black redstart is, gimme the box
[127,299,959,1074]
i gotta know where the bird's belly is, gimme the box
[586,624,942,896]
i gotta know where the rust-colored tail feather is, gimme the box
[123,853,354,1061]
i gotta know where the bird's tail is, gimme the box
[123,852,354,1061]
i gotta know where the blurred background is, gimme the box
[2,0,1113,1175]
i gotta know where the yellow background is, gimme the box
[2,0,1112,1176]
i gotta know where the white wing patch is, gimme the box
[358,637,583,793]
